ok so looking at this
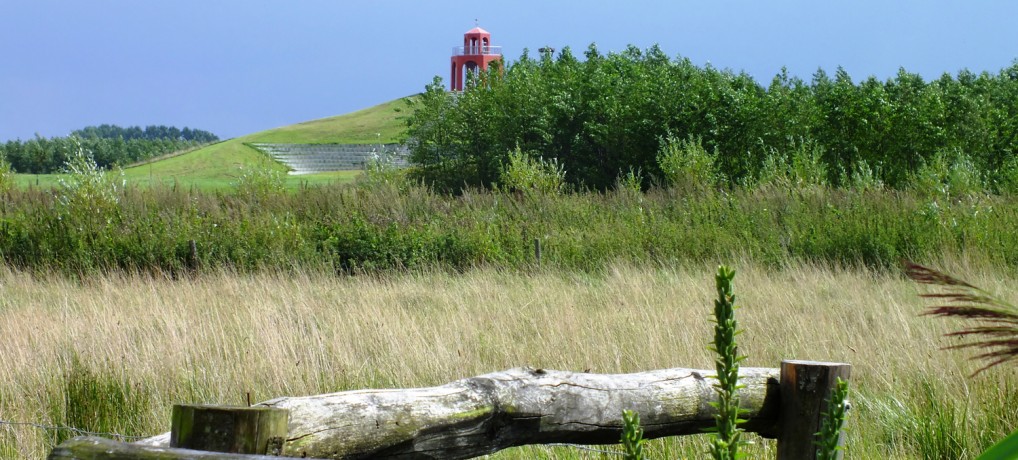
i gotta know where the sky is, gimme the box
[2,1,1017,143]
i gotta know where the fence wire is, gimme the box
[2,419,625,457]
[0,419,152,441]
[543,443,625,457]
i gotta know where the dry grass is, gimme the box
[0,260,1015,458]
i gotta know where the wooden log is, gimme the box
[171,405,288,455]
[140,366,780,459]
[48,436,292,459]
[776,360,852,460]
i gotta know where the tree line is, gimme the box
[72,124,218,143]
[404,44,1018,192]
[1,125,219,173]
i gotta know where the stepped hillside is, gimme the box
[14,97,412,190]
[125,97,412,188]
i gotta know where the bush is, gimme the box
[758,138,828,189]
[56,144,124,231]
[359,144,407,189]
[845,159,884,191]
[499,147,566,195]
[909,148,983,199]
[992,155,1018,196]
[235,163,286,201]
[0,153,12,195]
[656,135,716,191]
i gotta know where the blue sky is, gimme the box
[2,1,1017,142]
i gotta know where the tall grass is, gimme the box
[0,261,1015,458]
[4,179,1018,275]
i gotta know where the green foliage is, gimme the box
[757,138,828,189]
[235,163,286,201]
[0,153,12,195]
[1,128,214,173]
[407,48,1018,192]
[845,159,884,191]
[909,148,983,199]
[708,265,746,460]
[816,377,850,460]
[978,429,1018,460]
[656,135,716,191]
[56,144,124,231]
[992,155,1018,196]
[404,77,466,191]
[499,146,566,195]
[358,141,409,191]
[620,410,647,460]
[616,167,644,195]
[72,124,218,143]
[907,379,970,459]
[49,352,150,445]
[4,179,1018,275]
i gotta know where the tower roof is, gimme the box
[465,26,489,35]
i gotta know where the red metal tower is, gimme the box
[450,26,502,91]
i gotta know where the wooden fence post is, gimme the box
[776,360,851,460]
[171,405,288,455]
[188,239,199,269]
[534,238,541,266]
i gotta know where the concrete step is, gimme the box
[249,143,409,174]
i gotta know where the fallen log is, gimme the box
[139,366,781,459]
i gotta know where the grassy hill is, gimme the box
[13,97,412,190]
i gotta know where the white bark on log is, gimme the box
[140,366,781,459]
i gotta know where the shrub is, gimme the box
[235,162,286,201]
[656,135,716,191]
[616,167,644,195]
[499,147,566,195]
[358,142,408,190]
[56,144,124,231]
[909,148,983,199]
[0,153,12,195]
[758,138,828,189]
[992,155,1018,196]
[846,159,884,191]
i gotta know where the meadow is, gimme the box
[5,57,1018,457]
[5,138,1018,458]
[0,260,1014,458]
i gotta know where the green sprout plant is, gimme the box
[816,377,850,460]
[621,409,647,460]
[708,265,747,460]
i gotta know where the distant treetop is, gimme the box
[72,124,219,143]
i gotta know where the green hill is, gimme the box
[14,97,412,190]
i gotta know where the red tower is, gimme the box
[450,26,502,91]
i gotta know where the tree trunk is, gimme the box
[140,366,780,459]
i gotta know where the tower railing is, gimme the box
[452,45,502,56]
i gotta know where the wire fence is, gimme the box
[546,443,625,456]
[0,419,151,441]
[1,419,626,457]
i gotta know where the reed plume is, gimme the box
[905,261,1018,375]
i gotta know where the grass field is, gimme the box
[1,260,1015,458]
[239,97,409,145]
[9,97,410,191]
